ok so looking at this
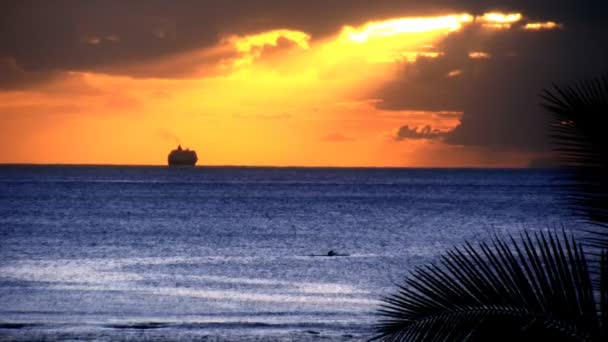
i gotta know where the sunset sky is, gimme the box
[1,1,606,167]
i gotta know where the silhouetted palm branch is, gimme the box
[540,76,608,248]
[373,232,608,341]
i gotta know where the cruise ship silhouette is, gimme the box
[168,145,198,166]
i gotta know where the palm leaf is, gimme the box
[540,76,608,248]
[373,232,606,341]
[600,251,608,340]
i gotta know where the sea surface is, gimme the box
[0,166,570,341]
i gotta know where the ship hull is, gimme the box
[168,159,197,166]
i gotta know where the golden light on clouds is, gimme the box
[468,51,491,59]
[447,69,463,78]
[339,14,474,43]
[227,29,311,68]
[322,15,475,64]
[231,30,311,51]
[523,21,562,31]
[80,34,121,45]
[0,11,555,167]
[479,12,523,23]
[477,12,522,29]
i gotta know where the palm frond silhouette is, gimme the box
[373,232,608,341]
[541,76,608,248]
[374,76,608,341]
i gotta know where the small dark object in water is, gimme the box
[307,250,350,257]
[326,250,349,257]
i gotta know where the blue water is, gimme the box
[0,166,568,341]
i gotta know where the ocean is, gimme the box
[0,166,569,341]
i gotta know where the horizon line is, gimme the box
[0,162,551,170]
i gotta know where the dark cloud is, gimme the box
[376,20,608,152]
[378,55,468,112]
[0,57,57,89]
[1,0,607,85]
[395,125,448,141]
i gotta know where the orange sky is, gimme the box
[0,12,559,167]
